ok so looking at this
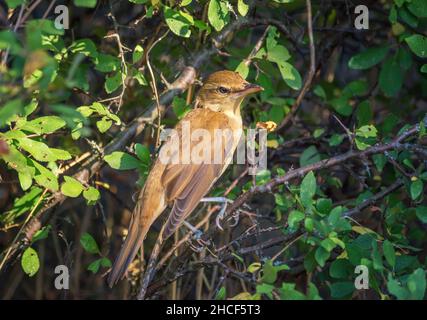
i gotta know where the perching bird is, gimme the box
[108,70,262,287]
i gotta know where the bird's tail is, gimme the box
[107,210,146,287]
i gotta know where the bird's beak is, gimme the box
[234,83,263,97]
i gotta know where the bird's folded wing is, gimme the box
[160,109,234,239]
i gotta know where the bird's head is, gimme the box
[195,70,263,113]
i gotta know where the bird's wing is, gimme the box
[160,108,235,239]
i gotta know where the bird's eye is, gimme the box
[217,86,230,94]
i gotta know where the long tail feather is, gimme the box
[107,214,145,287]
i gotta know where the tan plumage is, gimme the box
[108,70,262,287]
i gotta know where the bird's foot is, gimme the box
[183,221,203,239]
[183,221,210,252]
[200,197,234,231]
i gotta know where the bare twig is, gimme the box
[145,29,170,149]
[277,0,316,131]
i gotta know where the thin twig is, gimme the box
[277,0,316,131]
[0,188,48,272]
[145,29,170,149]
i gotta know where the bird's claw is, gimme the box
[213,198,234,231]
[187,236,210,253]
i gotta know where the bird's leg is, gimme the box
[200,197,234,230]
[182,221,209,252]
[183,221,203,239]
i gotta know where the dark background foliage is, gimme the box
[0,0,426,300]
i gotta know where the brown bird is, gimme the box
[108,70,262,287]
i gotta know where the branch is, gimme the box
[145,177,407,297]
[0,14,295,274]
[226,121,421,216]
[142,117,424,298]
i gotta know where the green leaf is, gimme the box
[406,268,426,300]
[61,176,84,198]
[74,0,97,8]
[18,138,57,162]
[80,232,100,254]
[398,47,413,70]
[133,70,148,86]
[407,0,427,18]
[342,80,368,97]
[18,171,33,191]
[348,46,389,70]
[304,218,314,232]
[208,0,230,32]
[83,187,101,202]
[329,259,352,279]
[405,34,427,58]
[300,171,316,209]
[330,97,352,116]
[33,225,51,242]
[316,198,332,215]
[260,260,289,285]
[383,240,396,268]
[355,125,377,150]
[70,39,98,58]
[315,246,330,267]
[135,144,151,164]
[96,117,112,133]
[87,259,101,273]
[379,57,403,96]
[95,54,120,72]
[87,257,111,273]
[32,160,58,191]
[105,71,123,94]
[172,97,190,119]
[356,125,377,138]
[104,151,140,170]
[415,206,427,223]
[261,260,278,284]
[132,44,144,64]
[321,238,337,252]
[0,99,22,127]
[267,45,291,64]
[215,286,226,300]
[410,179,423,200]
[235,61,249,79]
[247,262,261,273]
[313,128,325,138]
[279,282,306,300]
[389,4,398,23]
[371,239,384,271]
[278,62,302,90]
[288,210,305,229]
[328,206,343,227]
[20,116,66,134]
[328,134,344,147]
[330,281,354,298]
[387,275,409,299]
[100,257,112,268]
[0,30,21,54]
[356,100,372,126]
[164,6,194,38]
[237,0,249,16]
[268,105,285,123]
[313,85,327,100]
[50,148,72,161]
[21,247,40,277]
[6,0,25,9]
